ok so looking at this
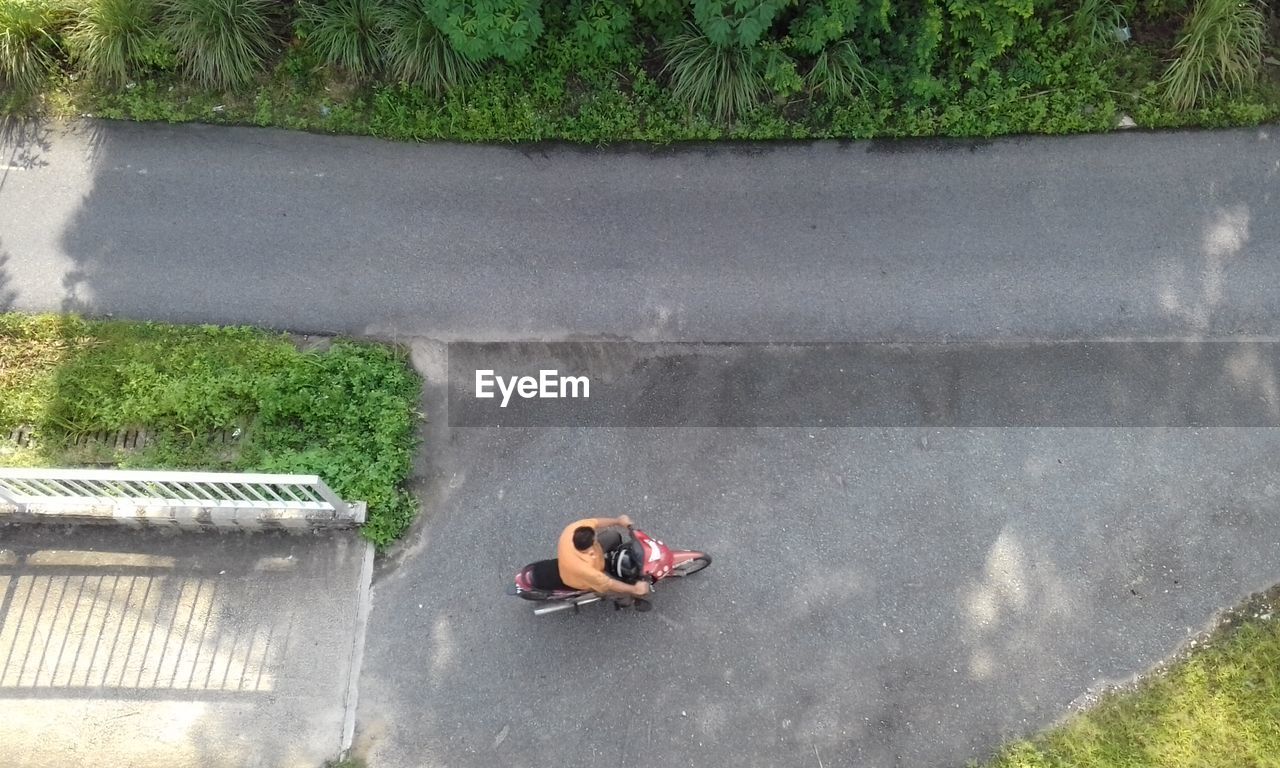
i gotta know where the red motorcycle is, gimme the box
[508,527,711,616]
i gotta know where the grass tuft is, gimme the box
[661,24,765,123]
[66,0,160,84]
[805,40,874,102]
[1160,0,1264,110]
[0,0,61,97]
[1071,0,1129,49]
[160,0,276,89]
[298,0,384,80]
[380,0,478,95]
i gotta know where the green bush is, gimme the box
[427,0,543,63]
[1160,0,1264,111]
[692,0,789,47]
[66,0,161,84]
[381,0,478,94]
[298,0,385,79]
[0,315,423,550]
[252,341,420,549]
[161,0,276,89]
[943,0,1039,80]
[6,0,1280,137]
[0,0,61,97]
[662,23,766,122]
[563,0,631,62]
[787,0,890,55]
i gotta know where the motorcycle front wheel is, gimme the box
[668,553,711,577]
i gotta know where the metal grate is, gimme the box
[0,468,350,516]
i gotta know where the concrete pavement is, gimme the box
[0,524,372,768]
[354,340,1280,768]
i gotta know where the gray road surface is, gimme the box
[2,119,1279,341]
[354,340,1280,768]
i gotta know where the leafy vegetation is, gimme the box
[160,0,276,89]
[662,24,766,122]
[984,586,1280,768]
[0,0,60,98]
[297,0,385,80]
[1160,0,1266,110]
[0,313,422,549]
[3,0,1279,139]
[65,0,160,85]
[380,0,479,94]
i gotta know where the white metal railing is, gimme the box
[0,468,352,517]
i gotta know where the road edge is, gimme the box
[342,538,376,755]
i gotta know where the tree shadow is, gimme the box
[0,117,53,196]
[0,242,17,312]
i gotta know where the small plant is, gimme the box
[692,0,789,48]
[661,24,766,122]
[66,0,160,84]
[161,0,276,89]
[1070,0,1128,49]
[565,0,631,61]
[0,0,61,97]
[1161,0,1265,110]
[805,39,873,101]
[426,0,543,63]
[381,0,477,94]
[298,0,384,80]
[762,42,801,99]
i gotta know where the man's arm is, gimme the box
[596,514,633,529]
[588,569,649,598]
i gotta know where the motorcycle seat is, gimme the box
[529,558,571,591]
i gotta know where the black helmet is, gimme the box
[606,541,643,583]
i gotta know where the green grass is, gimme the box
[65,0,161,85]
[297,0,385,81]
[0,0,61,98]
[983,586,1280,768]
[1160,0,1266,111]
[0,313,422,549]
[160,0,276,89]
[5,0,1280,141]
[660,25,768,124]
[380,0,479,96]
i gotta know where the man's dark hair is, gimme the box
[572,526,596,551]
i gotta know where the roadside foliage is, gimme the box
[0,314,422,549]
[2,0,1278,138]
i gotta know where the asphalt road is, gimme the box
[5,120,1280,768]
[362,386,1280,768]
[2,119,1280,341]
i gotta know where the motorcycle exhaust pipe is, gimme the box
[533,597,601,616]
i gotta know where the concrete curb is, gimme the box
[0,500,367,531]
[341,539,376,756]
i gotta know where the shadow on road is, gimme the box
[0,242,16,312]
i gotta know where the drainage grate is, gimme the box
[8,425,36,447]
[72,428,151,450]
[6,425,244,460]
